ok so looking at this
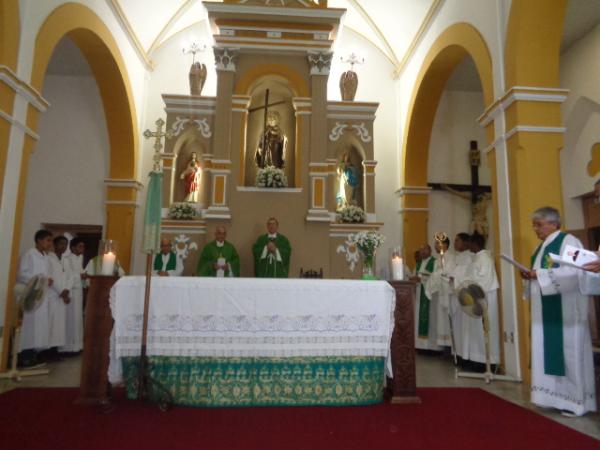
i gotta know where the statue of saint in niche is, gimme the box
[336,152,360,208]
[179,151,201,202]
[255,111,287,169]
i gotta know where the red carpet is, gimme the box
[0,387,597,450]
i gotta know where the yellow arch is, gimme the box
[401,22,494,255]
[2,3,139,370]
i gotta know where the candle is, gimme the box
[391,256,404,280]
[216,257,226,278]
[101,251,116,275]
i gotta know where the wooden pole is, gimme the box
[138,253,153,400]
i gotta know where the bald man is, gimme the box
[197,226,240,277]
[152,238,183,276]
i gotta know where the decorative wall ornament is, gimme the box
[329,122,372,143]
[171,117,212,138]
[336,238,360,272]
[329,122,348,141]
[173,234,198,260]
[351,123,372,143]
[307,51,333,75]
[214,47,238,71]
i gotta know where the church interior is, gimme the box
[2,0,600,447]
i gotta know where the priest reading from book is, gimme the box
[152,238,183,277]
[520,206,596,417]
[410,244,441,351]
[197,226,240,277]
[252,217,291,278]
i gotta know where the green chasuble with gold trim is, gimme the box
[252,233,291,278]
[197,241,240,277]
[531,232,567,376]
[417,256,435,338]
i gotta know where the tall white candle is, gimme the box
[391,256,404,280]
[101,251,116,275]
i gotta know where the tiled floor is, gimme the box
[0,353,598,440]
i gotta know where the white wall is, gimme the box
[560,23,600,231]
[19,73,108,253]
[427,89,492,250]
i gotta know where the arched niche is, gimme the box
[172,130,207,205]
[244,75,296,187]
[333,139,366,210]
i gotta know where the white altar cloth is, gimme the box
[108,277,396,383]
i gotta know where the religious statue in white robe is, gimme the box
[526,230,596,416]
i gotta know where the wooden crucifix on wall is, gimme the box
[428,140,492,238]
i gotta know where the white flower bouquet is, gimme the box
[337,205,366,223]
[256,166,288,188]
[168,202,196,220]
[349,230,385,258]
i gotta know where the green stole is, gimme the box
[417,257,436,338]
[531,232,566,376]
[154,252,177,271]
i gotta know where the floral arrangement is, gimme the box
[349,230,385,279]
[256,166,288,188]
[168,202,196,220]
[337,205,366,223]
[349,230,385,259]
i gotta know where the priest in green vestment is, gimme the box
[153,238,184,276]
[252,217,291,278]
[197,226,240,277]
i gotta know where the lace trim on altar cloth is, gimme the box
[531,385,596,406]
[122,314,381,333]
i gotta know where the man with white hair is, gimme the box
[152,238,183,277]
[197,226,240,277]
[521,206,596,416]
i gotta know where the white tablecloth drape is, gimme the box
[109,277,396,383]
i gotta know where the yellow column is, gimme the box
[104,180,142,274]
[399,186,431,261]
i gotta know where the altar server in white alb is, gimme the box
[61,237,86,353]
[18,231,69,355]
[412,244,441,351]
[459,233,500,366]
[448,233,474,358]
[424,235,455,348]
[46,236,71,347]
[521,207,596,416]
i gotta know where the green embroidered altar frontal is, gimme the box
[121,355,385,407]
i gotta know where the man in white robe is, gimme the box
[61,237,85,353]
[449,233,474,360]
[425,236,455,348]
[411,244,442,351]
[521,206,596,416]
[45,237,70,351]
[459,233,500,366]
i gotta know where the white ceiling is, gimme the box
[44,0,600,88]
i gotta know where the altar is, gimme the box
[109,276,396,407]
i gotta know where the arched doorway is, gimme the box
[1,3,139,370]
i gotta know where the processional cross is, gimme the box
[143,118,173,170]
